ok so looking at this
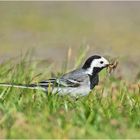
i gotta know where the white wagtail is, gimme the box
[0,55,109,97]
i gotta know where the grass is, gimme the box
[0,51,140,139]
[0,2,140,138]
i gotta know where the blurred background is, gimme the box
[0,1,140,81]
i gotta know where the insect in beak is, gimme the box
[107,60,118,73]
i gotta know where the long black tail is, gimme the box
[0,83,46,91]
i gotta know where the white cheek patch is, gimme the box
[85,57,109,75]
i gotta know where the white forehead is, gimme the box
[91,57,109,67]
[85,57,109,75]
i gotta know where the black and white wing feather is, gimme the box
[34,77,81,89]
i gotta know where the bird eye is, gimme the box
[100,61,104,64]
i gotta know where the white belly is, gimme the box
[51,86,91,97]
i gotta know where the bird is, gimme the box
[0,55,109,97]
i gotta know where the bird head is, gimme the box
[82,55,109,75]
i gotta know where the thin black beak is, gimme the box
[106,64,109,67]
[104,64,109,68]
